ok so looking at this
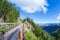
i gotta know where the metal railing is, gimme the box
[0,23,19,40]
[0,23,18,34]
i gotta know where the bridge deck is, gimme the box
[0,24,23,40]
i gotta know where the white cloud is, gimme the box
[57,14,60,21]
[8,0,49,13]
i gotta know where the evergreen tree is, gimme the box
[0,0,20,22]
[56,26,60,40]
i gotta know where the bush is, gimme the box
[25,30,39,40]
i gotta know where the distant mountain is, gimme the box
[37,23,59,34]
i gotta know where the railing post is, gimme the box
[17,31,20,40]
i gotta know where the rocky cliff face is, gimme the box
[0,16,3,23]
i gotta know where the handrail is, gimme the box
[0,23,17,25]
[0,23,19,40]
[0,23,18,35]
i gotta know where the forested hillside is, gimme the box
[25,30,39,40]
[22,18,60,40]
[55,27,60,40]
[22,18,55,40]
[0,0,20,22]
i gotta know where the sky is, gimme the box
[8,0,60,23]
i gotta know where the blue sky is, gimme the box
[8,0,60,23]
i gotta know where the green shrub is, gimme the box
[25,31,39,40]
